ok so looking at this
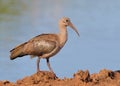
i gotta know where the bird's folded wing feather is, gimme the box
[23,34,57,56]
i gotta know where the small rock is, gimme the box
[91,69,114,83]
[2,80,10,84]
[74,70,91,82]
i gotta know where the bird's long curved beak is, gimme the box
[69,22,80,36]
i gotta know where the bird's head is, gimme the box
[59,17,80,36]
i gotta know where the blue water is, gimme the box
[0,0,120,82]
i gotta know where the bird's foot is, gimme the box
[36,70,58,79]
[36,70,42,73]
[52,72,58,79]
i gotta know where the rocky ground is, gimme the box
[1,69,120,86]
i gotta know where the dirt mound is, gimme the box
[1,69,120,86]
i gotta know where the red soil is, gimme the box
[0,69,120,86]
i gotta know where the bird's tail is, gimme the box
[10,42,27,60]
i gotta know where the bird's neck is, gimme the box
[58,25,68,48]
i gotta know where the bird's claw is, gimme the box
[52,73,58,79]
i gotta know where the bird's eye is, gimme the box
[66,20,69,22]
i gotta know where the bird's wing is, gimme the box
[24,34,58,56]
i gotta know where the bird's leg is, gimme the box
[46,58,54,73]
[46,58,57,78]
[37,57,41,72]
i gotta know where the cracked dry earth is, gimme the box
[1,69,120,86]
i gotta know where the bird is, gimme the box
[10,17,79,77]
